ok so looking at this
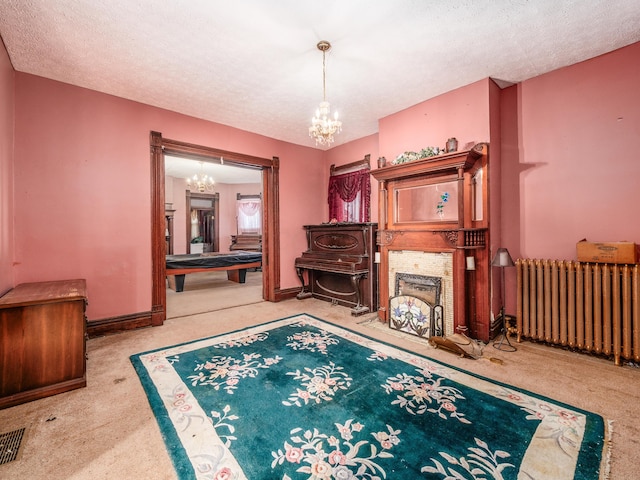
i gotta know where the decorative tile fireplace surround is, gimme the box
[389,251,454,337]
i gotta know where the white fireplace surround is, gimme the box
[388,250,454,336]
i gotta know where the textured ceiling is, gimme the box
[1,0,639,156]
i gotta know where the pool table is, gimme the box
[166,251,262,292]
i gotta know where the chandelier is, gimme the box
[309,40,342,146]
[186,162,214,192]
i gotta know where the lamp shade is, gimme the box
[491,247,515,267]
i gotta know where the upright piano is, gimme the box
[294,222,378,316]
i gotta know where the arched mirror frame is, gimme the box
[150,131,280,325]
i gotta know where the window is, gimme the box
[328,155,371,223]
[236,194,262,234]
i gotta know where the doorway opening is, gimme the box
[150,131,280,326]
[186,191,219,254]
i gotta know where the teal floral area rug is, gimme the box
[130,314,609,480]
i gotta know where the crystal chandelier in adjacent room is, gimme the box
[186,162,214,192]
[309,40,342,146]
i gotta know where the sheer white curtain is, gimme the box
[237,199,262,234]
[339,193,362,223]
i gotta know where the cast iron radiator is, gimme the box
[515,259,639,366]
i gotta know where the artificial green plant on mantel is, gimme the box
[391,146,441,165]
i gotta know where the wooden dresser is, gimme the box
[0,279,87,409]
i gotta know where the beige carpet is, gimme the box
[166,269,264,319]
[1,278,638,479]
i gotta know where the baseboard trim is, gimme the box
[275,287,299,302]
[0,377,86,410]
[87,290,300,337]
[87,311,155,338]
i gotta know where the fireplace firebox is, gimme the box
[389,272,445,338]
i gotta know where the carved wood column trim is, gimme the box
[150,131,166,326]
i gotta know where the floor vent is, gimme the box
[0,428,26,465]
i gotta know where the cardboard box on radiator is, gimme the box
[576,240,638,264]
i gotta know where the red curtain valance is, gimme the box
[328,169,370,222]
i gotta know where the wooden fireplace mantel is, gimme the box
[372,143,492,341]
[377,228,487,250]
[372,144,483,182]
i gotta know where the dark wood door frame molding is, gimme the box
[186,191,220,253]
[150,131,280,325]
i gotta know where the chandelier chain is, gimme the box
[309,40,342,147]
[322,45,326,102]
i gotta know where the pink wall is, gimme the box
[0,39,14,294]
[276,141,325,273]
[378,79,491,161]
[501,42,640,260]
[500,42,640,312]
[488,79,503,248]
[13,73,324,320]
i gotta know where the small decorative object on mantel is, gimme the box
[377,156,387,168]
[436,191,450,220]
[446,137,458,153]
[392,146,441,165]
